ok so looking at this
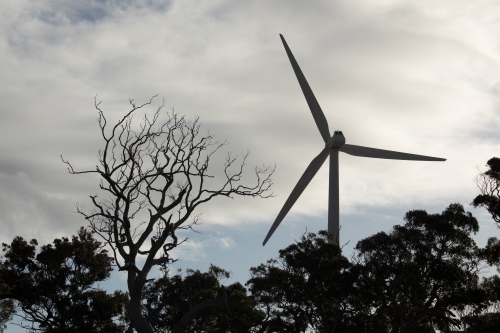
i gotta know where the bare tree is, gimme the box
[61,95,274,333]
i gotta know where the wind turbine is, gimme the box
[262,34,446,246]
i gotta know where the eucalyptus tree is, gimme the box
[247,231,359,333]
[473,157,500,226]
[353,204,488,333]
[0,227,128,332]
[0,272,14,332]
[470,157,500,333]
[472,157,500,267]
[249,204,495,333]
[142,265,263,333]
[62,96,274,333]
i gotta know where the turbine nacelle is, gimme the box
[327,130,345,149]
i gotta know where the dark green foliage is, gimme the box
[142,264,262,333]
[459,273,500,333]
[477,237,500,270]
[246,205,494,333]
[353,204,486,332]
[472,157,500,225]
[0,300,14,333]
[473,157,500,272]
[0,227,128,332]
[247,231,358,333]
[462,311,500,333]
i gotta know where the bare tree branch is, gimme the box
[63,95,274,333]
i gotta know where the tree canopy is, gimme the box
[142,264,262,333]
[246,204,496,333]
[473,157,500,226]
[5,142,500,333]
[353,204,487,332]
[0,227,128,332]
[3,206,500,332]
[247,231,358,333]
[470,157,500,333]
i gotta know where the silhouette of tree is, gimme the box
[353,204,488,333]
[472,157,500,270]
[469,157,500,333]
[0,227,128,332]
[458,275,500,333]
[245,206,499,333]
[142,264,262,333]
[247,231,359,333]
[61,95,274,333]
[0,263,14,333]
[473,157,500,226]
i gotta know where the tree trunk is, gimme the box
[128,300,155,333]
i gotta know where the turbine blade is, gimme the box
[263,147,330,246]
[280,34,331,143]
[340,144,446,161]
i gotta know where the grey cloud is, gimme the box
[1,0,500,251]
[3,3,500,330]
[35,0,173,25]
[0,171,83,245]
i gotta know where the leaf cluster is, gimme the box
[0,227,128,332]
[246,204,497,333]
[142,264,262,333]
[473,157,500,225]
[353,204,485,332]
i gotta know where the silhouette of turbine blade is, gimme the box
[279,34,331,143]
[263,147,330,246]
[340,144,446,161]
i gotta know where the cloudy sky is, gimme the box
[2,0,500,329]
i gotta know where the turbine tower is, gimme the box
[262,34,446,246]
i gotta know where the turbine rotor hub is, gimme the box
[327,130,345,149]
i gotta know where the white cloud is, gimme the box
[1,0,498,245]
[168,233,237,262]
[3,2,500,331]
[216,236,236,249]
[170,238,207,262]
[1,5,500,330]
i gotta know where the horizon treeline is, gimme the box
[1,160,500,332]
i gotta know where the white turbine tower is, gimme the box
[262,34,446,246]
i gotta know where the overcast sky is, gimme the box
[2,0,500,330]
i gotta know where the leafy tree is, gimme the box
[458,275,500,333]
[142,264,263,333]
[0,231,12,333]
[245,207,497,333]
[473,157,500,226]
[247,231,358,333]
[61,96,274,333]
[0,267,14,333]
[469,157,500,333]
[0,227,128,332]
[353,204,488,333]
[472,157,500,270]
